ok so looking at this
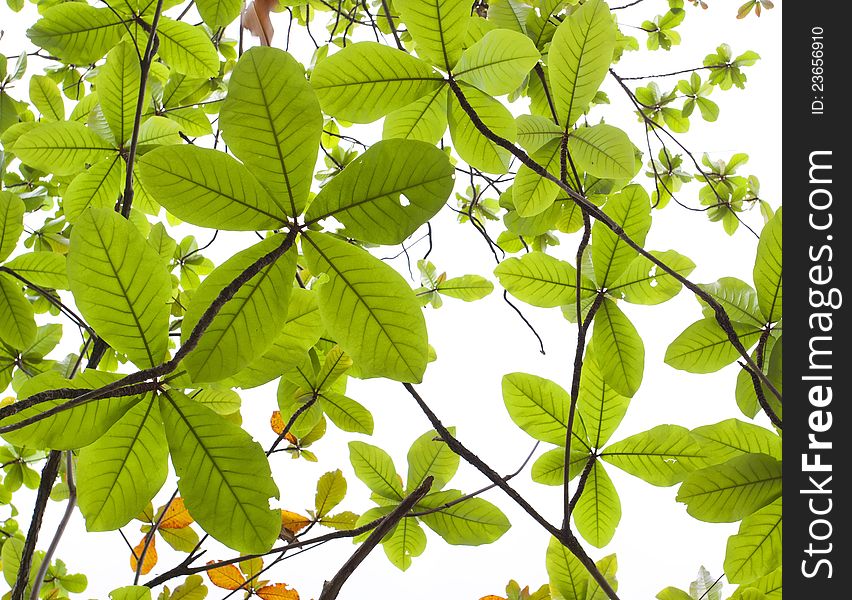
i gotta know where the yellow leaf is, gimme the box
[256,583,300,600]
[160,497,194,529]
[271,411,285,434]
[130,536,158,575]
[479,596,506,600]
[280,510,311,534]
[206,561,246,590]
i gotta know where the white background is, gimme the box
[0,1,782,598]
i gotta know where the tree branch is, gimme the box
[317,476,434,600]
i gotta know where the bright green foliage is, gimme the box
[568,125,638,181]
[76,395,168,531]
[196,0,241,29]
[160,390,280,553]
[383,517,427,570]
[416,491,511,545]
[0,274,36,349]
[548,0,616,128]
[406,429,460,490]
[397,0,470,69]
[591,299,644,398]
[13,121,114,176]
[68,209,172,368]
[546,536,589,600]
[382,87,449,144]
[311,42,444,123]
[601,425,707,487]
[63,155,126,222]
[29,75,64,121]
[495,252,596,308]
[691,419,781,464]
[455,29,540,95]
[181,235,296,382]
[303,232,428,383]
[448,83,517,173]
[609,250,695,305]
[723,499,781,584]
[665,319,763,373]
[307,139,454,245]
[27,4,126,64]
[592,185,652,287]
[573,461,621,548]
[349,441,404,500]
[676,453,782,522]
[502,372,587,446]
[220,47,322,217]
[753,208,782,322]
[577,345,630,448]
[0,191,24,262]
[155,18,219,78]
[97,40,146,145]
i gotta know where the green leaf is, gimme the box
[29,75,64,121]
[76,395,168,531]
[397,0,469,69]
[448,83,516,174]
[454,29,540,95]
[494,252,596,308]
[181,235,296,383]
[159,390,280,553]
[27,4,126,65]
[311,42,443,123]
[97,40,146,144]
[531,447,590,486]
[220,47,322,217]
[568,124,638,180]
[512,138,562,218]
[573,461,621,548]
[166,575,207,600]
[315,469,347,517]
[318,392,374,435]
[697,277,764,326]
[302,232,428,383]
[665,318,763,374]
[753,208,782,322]
[516,114,562,154]
[348,441,403,500]
[577,344,630,448]
[676,453,782,522]
[13,121,114,176]
[487,0,529,34]
[729,568,781,600]
[724,499,782,584]
[110,586,152,600]
[586,553,619,600]
[382,87,449,144]
[656,588,693,600]
[548,0,616,127]
[592,299,644,397]
[138,145,287,230]
[417,491,510,545]
[1,537,24,587]
[306,139,454,245]
[502,372,587,447]
[0,274,37,352]
[68,209,171,367]
[0,191,25,262]
[155,17,219,78]
[406,428,459,491]
[165,107,212,136]
[4,252,68,291]
[196,0,241,29]
[63,155,126,223]
[691,419,781,465]
[592,184,651,286]
[609,250,695,305]
[546,535,588,600]
[601,424,707,487]
[1,370,141,450]
[437,275,494,301]
[136,116,182,148]
[383,517,427,571]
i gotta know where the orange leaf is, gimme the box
[256,583,300,600]
[130,536,157,575]
[160,497,194,529]
[280,510,311,534]
[479,597,506,600]
[206,561,246,590]
[271,411,285,434]
[243,0,278,46]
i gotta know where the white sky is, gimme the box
[0,2,782,599]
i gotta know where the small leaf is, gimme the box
[348,441,403,501]
[315,470,347,517]
[406,428,459,490]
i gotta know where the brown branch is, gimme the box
[568,454,598,516]
[317,476,434,600]
[445,76,781,403]
[380,0,404,50]
[11,451,62,600]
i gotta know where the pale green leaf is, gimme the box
[592,184,651,286]
[319,392,374,435]
[397,0,469,69]
[586,553,619,600]
[697,277,764,327]
[383,517,427,571]
[436,275,494,301]
[665,318,763,374]
[97,40,146,144]
[516,114,562,154]
[573,461,621,548]
[63,154,126,222]
[724,499,782,584]
[348,440,403,500]
[13,121,114,176]
[0,191,25,262]
[546,535,588,600]
[455,29,540,95]
[196,0,241,29]
[577,343,630,448]
[306,139,454,245]
[76,395,168,531]
[110,586,152,600]
[753,208,782,322]
[448,83,516,174]
[302,232,428,383]
[0,274,37,352]
[311,42,443,123]
[382,87,449,144]
[138,145,287,230]
[160,390,280,553]
[609,250,695,305]
[513,138,562,218]
[417,491,510,545]
[315,469,347,517]
[548,0,616,127]
[531,447,590,486]
[4,252,68,290]
[181,235,296,383]
[601,424,708,487]
[494,252,596,308]
[29,75,64,121]
[406,428,459,491]
[568,124,638,180]
[155,17,219,78]
[68,209,171,367]
[676,453,782,522]
[691,419,781,464]
[27,4,126,65]
[502,372,588,447]
[220,46,322,217]
[592,298,644,397]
